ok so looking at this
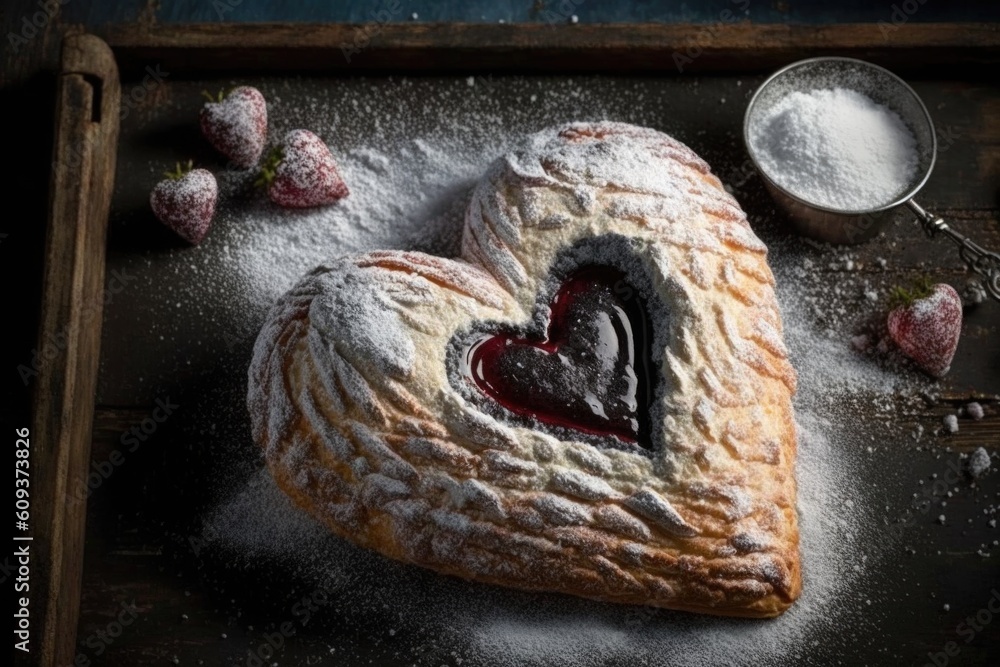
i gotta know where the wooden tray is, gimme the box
[30,24,1000,667]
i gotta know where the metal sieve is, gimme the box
[744,57,999,302]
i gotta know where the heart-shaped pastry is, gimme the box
[248,122,800,617]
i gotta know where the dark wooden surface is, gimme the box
[75,37,1000,667]
[3,15,999,667]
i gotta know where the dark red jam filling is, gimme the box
[465,267,656,447]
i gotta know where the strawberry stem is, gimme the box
[254,146,283,188]
[163,160,194,180]
[888,275,934,310]
[200,89,226,104]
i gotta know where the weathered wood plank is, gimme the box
[101,23,1000,75]
[30,34,120,667]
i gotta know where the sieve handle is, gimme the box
[907,199,1000,303]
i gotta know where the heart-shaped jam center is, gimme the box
[465,267,656,447]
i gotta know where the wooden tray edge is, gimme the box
[100,22,1000,75]
[31,33,121,667]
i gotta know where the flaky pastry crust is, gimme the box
[248,122,800,618]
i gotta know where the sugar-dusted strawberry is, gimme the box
[257,130,349,208]
[887,279,963,378]
[200,86,267,168]
[150,161,218,245]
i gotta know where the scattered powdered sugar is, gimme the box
[749,87,918,211]
[123,77,987,665]
[967,447,991,478]
[770,251,913,404]
[942,413,959,434]
[215,111,500,315]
